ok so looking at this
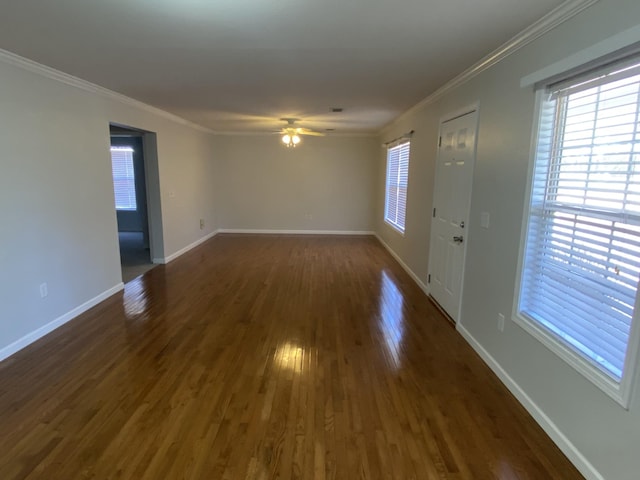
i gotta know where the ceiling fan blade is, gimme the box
[274,123,326,137]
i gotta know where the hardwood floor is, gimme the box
[0,234,583,479]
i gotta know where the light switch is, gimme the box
[480,212,490,229]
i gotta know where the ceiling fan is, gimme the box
[276,118,325,147]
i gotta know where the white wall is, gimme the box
[376,113,439,286]
[0,56,218,358]
[3,1,639,477]
[376,1,640,478]
[215,135,378,233]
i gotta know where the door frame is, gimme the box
[427,103,480,325]
[109,123,165,272]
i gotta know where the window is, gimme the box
[384,141,410,233]
[517,55,640,405]
[110,146,137,211]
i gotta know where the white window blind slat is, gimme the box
[523,290,632,348]
[519,55,640,384]
[110,147,137,211]
[551,58,640,98]
[521,264,635,323]
[384,141,410,233]
[525,298,628,366]
[522,288,629,366]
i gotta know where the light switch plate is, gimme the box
[480,212,490,229]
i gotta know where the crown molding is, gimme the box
[379,0,600,133]
[0,50,377,139]
[0,48,215,134]
[0,0,600,138]
[210,130,377,138]
[328,131,378,138]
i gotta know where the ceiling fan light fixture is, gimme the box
[278,119,321,147]
[281,132,300,148]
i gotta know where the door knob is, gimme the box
[453,236,464,244]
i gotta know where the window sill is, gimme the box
[384,219,405,236]
[512,311,632,409]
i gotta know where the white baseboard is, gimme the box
[374,234,429,295]
[457,325,604,480]
[154,229,376,264]
[156,230,219,264]
[217,229,375,236]
[373,231,602,479]
[0,283,124,363]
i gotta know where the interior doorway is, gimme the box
[428,108,478,323]
[109,124,163,283]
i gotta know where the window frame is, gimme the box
[514,68,640,408]
[384,140,411,234]
[110,146,138,212]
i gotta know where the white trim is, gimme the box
[156,229,376,264]
[0,49,215,134]
[380,0,600,133]
[375,212,622,477]
[457,324,605,480]
[512,311,630,407]
[374,234,429,295]
[620,289,640,408]
[521,23,640,88]
[440,102,481,124]
[212,131,378,138]
[382,220,405,236]
[217,229,375,236]
[157,231,219,264]
[0,49,380,138]
[0,283,124,363]
[0,2,598,139]
[513,87,638,408]
[513,89,545,331]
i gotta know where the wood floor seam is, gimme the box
[0,234,584,479]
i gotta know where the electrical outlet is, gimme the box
[497,313,505,332]
[40,283,48,298]
[200,218,204,230]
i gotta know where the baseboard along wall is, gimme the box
[217,229,375,236]
[0,228,601,479]
[371,233,603,480]
[0,283,124,363]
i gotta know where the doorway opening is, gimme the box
[109,124,164,283]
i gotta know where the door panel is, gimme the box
[429,111,477,321]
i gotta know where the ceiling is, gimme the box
[0,0,565,134]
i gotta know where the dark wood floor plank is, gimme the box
[0,234,583,479]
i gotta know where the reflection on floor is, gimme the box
[0,235,585,478]
[118,231,156,283]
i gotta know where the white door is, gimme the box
[428,110,477,322]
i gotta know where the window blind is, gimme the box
[520,57,640,382]
[384,141,410,232]
[110,147,137,211]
